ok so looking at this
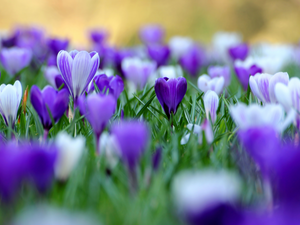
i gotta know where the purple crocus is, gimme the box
[228,43,249,61]
[89,28,108,44]
[88,74,124,99]
[139,25,164,44]
[0,47,32,76]
[78,94,116,154]
[147,44,170,67]
[57,50,100,107]
[30,85,69,135]
[47,38,69,56]
[179,44,205,77]
[154,77,187,119]
[208,66,231,87]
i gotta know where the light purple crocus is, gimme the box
[43,66,61,88]
[208,66,231,87]
[203,90,219,124]
[228,43,249,61]
[78,94,116,154]
[139,25,164,44]
[154,77,187,119]
[88,74,124,99]
[57,50,100,107]
[197,75,225,95]
[30,85,69,135]
[0,47,32,76]
[147,44,170,67]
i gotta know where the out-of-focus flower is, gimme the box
[43,66,61,88]
[249,72,289,103]
[88,74,124,100]
[228,43,249,61]
[168,36,194,60]
[156,65,183,79]
[0,80,22,128]
[30,85,69,131]
[179,44,205,77]
[230,103,295,133]
[47,38,69,56]
[54,132,85,181]
[208,65,231,87]
[147,44,170,67]
[0,47,32,76]
[204,90,219,123]
[121,57,156,89]
[1,29,19,48]
[234,58,263,90]
[57,50,100,106]
[154,77,187,119]
[89,28,108,44]
[198,75,225,95]
[181,119,213,145]
[99,131,119,169]
[78,94,116,153]
[172,169,241,225]
[152,147,162,171]
[139,25,164,44]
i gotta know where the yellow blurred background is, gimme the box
[1,0,300,46]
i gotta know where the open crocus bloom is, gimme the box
[249,72,289,103]
[204,90,219,123]
[0,80,22,128]
[198,75,225,95]
[208,66,231,87]
[229,103,295,133]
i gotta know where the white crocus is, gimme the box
[229,103,295,133]
[198,75,225,95]
[181,120,213,145]
[54,132,85,181]
[0,80,22,128]
[172,170,241,215]
[204,90,219,123]
[168,36,194,59]
[99,131,119,169]
[157,65,183,79]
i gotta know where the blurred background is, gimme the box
[0,0,300,46]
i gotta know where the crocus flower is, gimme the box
[43,66,61,88]
[229,103,295,133]
[181,119,213,145]
[54,132,85,181]
[249,72,289,103]
[204,90,219,123]
[89,28,108,44]
[47,38,69,56]
[147,44,170,67]
[0,47,32,76]
[179,44,205,77]
[156,65,183,79]
[168,36,194,60]
[154,77,187,119]
[111,120,149,170]
[99,131,120,169]
[0,80,22,128]
[30,85,69,134]
[88,74,124,99]
[78,94,116,154]
[121,57,156,89]
[228,43,249,61]
[197,75,225,95]
[208,65,231,87]
[234,59,263,90]
[139,25,164,44]
[57,50,100,106]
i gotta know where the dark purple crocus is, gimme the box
[78,94,116,154]
[228,43,249,61]
[88,74,124,99]
[139,25,164,44]
[89,28,108,44]
[147,44,170,67]
[234,63,263,90]
[154,77,187,119]
[30,85,69,136]
[47,38,69,56]
[179,44,205,77]
[1,29,19,48]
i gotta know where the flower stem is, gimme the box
[43,129,49,140]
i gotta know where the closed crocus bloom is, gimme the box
[197,75,225,95]
[154,77,187,119]
[88,74,124,99]
[139,25,164,44]
[204,90,219,123]
[30,85,69,132]
[0,47,32,76]
[168,36,194,60]
[147,44,170,67]
[57,50,100,105]
[208,66,231,87]
[122,57,156,89]
[228,43,249,61]
[78,94,116,153]
[89,28,108,44]
[0,80,22,128]
[249,72,289,103]
[47,38,69,56]
[54,132,85,181]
